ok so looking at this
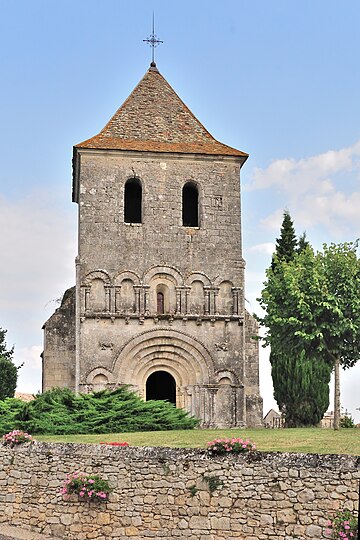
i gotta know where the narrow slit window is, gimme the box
[124,178,142,223]
[157,292,165,314]
[182,182,199,227]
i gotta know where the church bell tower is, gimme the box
[43,61,263,427]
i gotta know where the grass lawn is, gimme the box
[36,428,360,455]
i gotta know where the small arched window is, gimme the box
[156,284,169,314]
[124,178,142,223]
[182,182,199,227]
[157,292,165,314]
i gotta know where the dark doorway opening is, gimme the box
[146,371,176,405]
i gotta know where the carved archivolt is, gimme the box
[112,328,214,388]
[85,367,115,384]
[215,369,242,386]
[82,270,112,286]
[114,270,141,286]
[143,265,184,286]
[185,271,211,287]
[213,276,234,288]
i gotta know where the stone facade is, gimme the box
[43,63,263,427]
[0,443,358,539]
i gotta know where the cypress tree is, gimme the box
[271,350,332,427]
[298,232,309,253]
[271,210,297,270]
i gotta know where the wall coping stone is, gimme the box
[1,442,359,471]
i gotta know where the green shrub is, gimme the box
[0,387,198,435]
[0,398,24,435]
[340,415,356,428]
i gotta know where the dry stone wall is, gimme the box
[0,443,358,540]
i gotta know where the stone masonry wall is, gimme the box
[42,287,76,391]
[0,444,358,540]
[77,152,244,282]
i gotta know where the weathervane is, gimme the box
[143,12,163,65]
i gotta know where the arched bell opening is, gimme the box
[146,370,176,405]
[124,177,142,223]
[182,181,199,227]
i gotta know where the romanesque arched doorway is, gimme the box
[146,370,176,405]
[112,328,215,423]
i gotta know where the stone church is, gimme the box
[42,61,263,428]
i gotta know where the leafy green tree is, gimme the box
[0,328,14,360]
[315,242,360,429]
[0,328,17,400]
[258,242,360,429]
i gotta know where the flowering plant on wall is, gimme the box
[61,472,111,502]
[2,430,34,446]
[207,437,256,455]
[326,510,358,539]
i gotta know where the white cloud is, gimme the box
[0,190,76,303]
[0,190,76,391]
[246,140,360,193]
[245,140,360,234]
[250,242,275,255]
[15,345,43,394]
[17,345,43,370]
[261,209,284,231]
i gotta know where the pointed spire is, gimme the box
[75,68,247,159]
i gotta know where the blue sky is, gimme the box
[0,0,359,421]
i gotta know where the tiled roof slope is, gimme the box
[75,65,247,158]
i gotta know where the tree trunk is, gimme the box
[333,356,341,430]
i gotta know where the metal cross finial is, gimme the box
[143,12,163,65]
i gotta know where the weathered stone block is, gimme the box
[306,524,322,537]
[210,517,230,530]
[297,488,315,503]
[277,509,297,524]
[189,515,210,529]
